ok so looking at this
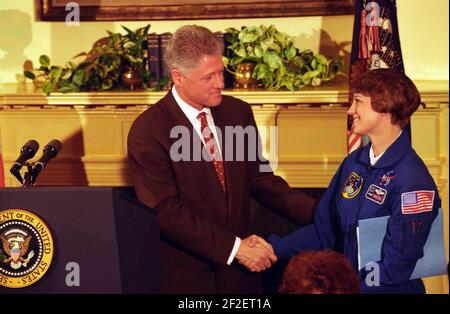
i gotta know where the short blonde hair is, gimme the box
[164,25,224,75]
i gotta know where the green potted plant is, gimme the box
[24,25,168,95]
[223,25,345,90]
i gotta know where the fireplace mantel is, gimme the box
[0,81,447,190]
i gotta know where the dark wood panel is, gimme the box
[37,0,354,21]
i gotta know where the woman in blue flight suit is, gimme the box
[269,69,441,293]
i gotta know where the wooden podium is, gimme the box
[0,186,162,293]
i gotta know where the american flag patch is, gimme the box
[401,190,435,214]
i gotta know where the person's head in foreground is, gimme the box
[279,250,360,294]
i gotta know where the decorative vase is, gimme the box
[33,74,46,89]
[233,62,257,89]
[121,67,142,90]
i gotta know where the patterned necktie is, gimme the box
[198,112,226,192]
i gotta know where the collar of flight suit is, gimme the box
[356,130,412,169]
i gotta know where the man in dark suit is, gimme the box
[127,25,316,293]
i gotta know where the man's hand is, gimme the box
[246,234,275,252]
[235,235,277,272]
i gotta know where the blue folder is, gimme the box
[357,208,447,279]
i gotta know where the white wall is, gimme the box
[0,0,448,84]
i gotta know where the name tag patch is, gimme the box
[365,184,387,204]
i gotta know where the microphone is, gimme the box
[10,140,40,184]
[30,139,63,185]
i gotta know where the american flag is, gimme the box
[347,123,362,154]
[348,0,406,154]
[401,190,435,214]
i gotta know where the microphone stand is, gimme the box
[22,162,34,187]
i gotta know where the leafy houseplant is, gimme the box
[24,25,168,95]
[223,25,345,91]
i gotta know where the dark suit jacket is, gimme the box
[127,91,315,293]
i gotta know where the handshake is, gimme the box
[235,235,277,272]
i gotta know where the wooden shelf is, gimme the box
[1,80,448,106]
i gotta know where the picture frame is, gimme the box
[37,0,354,21]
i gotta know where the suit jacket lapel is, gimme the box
[162,92,228,224]
[211,105,243,229]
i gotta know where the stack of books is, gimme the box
[147,32,173,89]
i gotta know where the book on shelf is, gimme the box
[158,32,173,86]
[147,32,161,83]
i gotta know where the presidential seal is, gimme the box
[0,209,53,288]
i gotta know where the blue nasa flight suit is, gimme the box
[269,131,440,293]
